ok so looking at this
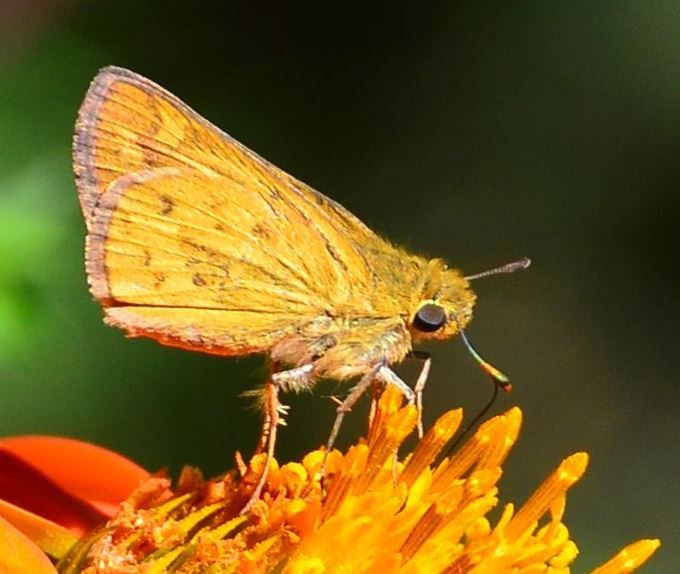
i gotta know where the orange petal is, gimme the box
[0,435,148,515]
[0,449,109,534]
[0,515,57,574]
[0,498,78,560]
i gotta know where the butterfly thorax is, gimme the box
[269,256,476,381]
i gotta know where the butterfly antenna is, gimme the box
[441,328,511,457]
[465,257,531,281]
[459,328,511,392]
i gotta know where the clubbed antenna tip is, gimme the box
[465,257,531,281]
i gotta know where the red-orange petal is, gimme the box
[0,449,109,534]
[0,515,57,574]
[0,435,148,516]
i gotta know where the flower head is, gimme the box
[1,387,657,573]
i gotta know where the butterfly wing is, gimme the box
[74,67,403,355]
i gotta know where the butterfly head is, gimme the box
[408,261,476,342]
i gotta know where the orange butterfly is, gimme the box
[73,66,528,503]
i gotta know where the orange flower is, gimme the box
[0,390,660,573]
[0,436,148,574]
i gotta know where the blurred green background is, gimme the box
[0,1,677,571]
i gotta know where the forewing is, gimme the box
[86,165,343,353]
[88,168,334,310]
[74,66,394,309]
[74,66,238,225]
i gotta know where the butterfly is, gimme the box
[73,66,528,503]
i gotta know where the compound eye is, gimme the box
[413,303,447,333]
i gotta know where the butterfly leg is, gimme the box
[242,364,315,513]
[325,362,416,454]
[322,363,416,489]
[407,350,432,438]
[271,364,315,393]
[326,362,383,456]
[242,379,280,514]
[376,365,416,404]
[252,363,315,454]
[377,364,428,484]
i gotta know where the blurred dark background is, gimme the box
[0,2,677,571]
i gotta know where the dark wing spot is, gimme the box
[252,222,273,239]
[325,241,348,272]
[182,238,215,256]
[262,187,281,217]
[159,194,175,216]
[192,273,207,286]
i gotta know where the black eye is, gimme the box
[413,303,447,332]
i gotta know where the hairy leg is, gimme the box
[408,350,432,438]
[241,363,314,513]
[325,363,417,454]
